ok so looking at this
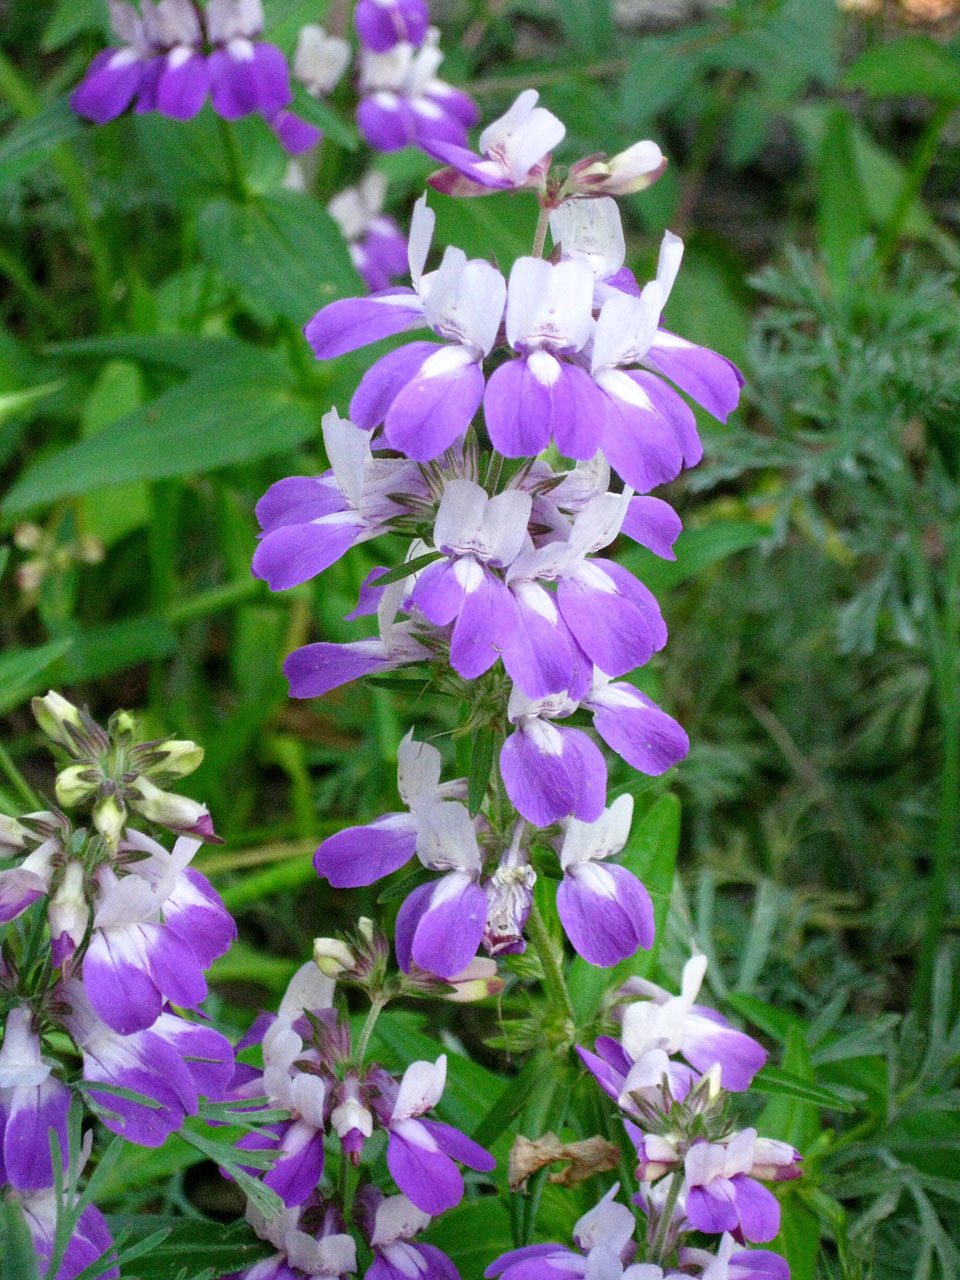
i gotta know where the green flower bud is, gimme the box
[143,739,205,780]
[126,775,215,838]
[32,691,84,752]
[55,764,101,809]
[313,937,357,978]
[93,789,128,848]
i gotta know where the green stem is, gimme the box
[354,996,386,1066]
[648,1169,683,1265]
[532,205,551,258]
[165,576,263,624]
[525,900,576,1034]
[217,115,249,202]
[0,742,39,809]
[879,102,953,269]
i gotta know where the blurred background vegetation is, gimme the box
[2,0,960,1275]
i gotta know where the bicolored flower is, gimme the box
[355,0,430,53]
[555,794,654,966]
[426,89,565,196]
[678,1233,790,1280]
[206,0,291,121]
[684,1130,785,1244]
[70,0,159,123]
[500,687,607,827]
[377,1055,495,1215]
[359,1188,460,1280]
[232,1198,357,1280]
[17,1166,118,1280]
[0,1008,71,1192]
[328,172,410,293]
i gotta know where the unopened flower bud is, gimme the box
[331,1072,373,1165]
[55,764,101,809]
[314,937,358,978]
[109,710,138,740]
[358,917,375,944]
[443,957,505,1002]
[294,24,352,96]
[634,1132,680,1182]
[750,1138,803,1182]
[126,775,217,839]
[32,691,84,751]
[13,523,43,552]
[143,739,205,779]
[93,789,127,848]
[569,140,667,196]
[0,814,29,853]
[48,861,90,967]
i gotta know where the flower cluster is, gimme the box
[71,0,322,153]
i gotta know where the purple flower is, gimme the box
[684,1131,783,1243]
[253,409,427,591]
[483,823,536,956]
[355,0,430,53]
[555,794,654,966]
[70,1,157,122]
[357,30,478,153]
[145,0,209,121]
[426,89,565,196]
[19,1180,118,1280]
[0,1008,71,1192]
[500,688,607,827]
[359,1188,461,1280]
[582,672,689,777]
[617,955,767,1092]
[678,1234,790,1280]
[61,978,234,1146]
[328,172,410,293]
[206,0,292,122]
[232,1198,357,1280]
[81,832,235,1035]
[378,1055,495,1214]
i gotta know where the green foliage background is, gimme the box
[2,0,960,1276]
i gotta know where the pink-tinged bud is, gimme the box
[314,937,357,978]
[0,814,29,853]
[569,140,667,196]
[92,789,127,849]
[32,691,84,751]
[48,862,90,967]
[751,1138,803,1181]
[55,764,101,809]
[443,957,505,1002]
[634,1133,680,1182]
[126,776,218,840]
[332,1072,373,1164]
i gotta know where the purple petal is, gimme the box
[350,340,441,431]
[358,92,415,151]
[449,568,511,681]
[686,1181,740,1235]
[422,84,478,129]
[264,1121,325,1206]
[155,1014,235,1102]
[730,1175,781,1242]
[500,723,606,826]
[270,109,322,155]
[138,921,208,1011]
[284,639,389,699]
[156,52,209,120]
[3,1077,71,1191]
[314,813,417,887]
[411,101,470,150]
[71,49,143,122]
[500,585,576,698]
[620,496,682,559]
[387,1120,464,1214]
[485,1247,579,1280]
[305,293,425,360]
[557,863,653,966]
[0,868,46,924]
[597,382,684,494]
[574,1045,624,1103]
[410,874,487,979]
[482,359,553,458]
[423,140,514,190]
[255,474,347,532]
[730,1249,791,1280]
[82,930,162,1035]
[409,558,465,627]
[209,42,291,120]
[561,728,607,823]
[420,1118,496,1171]
[645,331,744,422]
[252,514,366,590]
[355,0,429,51]
[589,685,689,776]
[681,1012,767,1092]
[394,881,435,973]
[551,364,608,461]
[627,370,703,467]
[162,868,236,969]
[383,354,484,460]
[558,562,665,678]
[83,1031,196,1146]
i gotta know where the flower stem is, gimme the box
[532,204,551,259]
[525,899,576,1037]
[217,116,249,202]
[354,996,386,1066]
[648,1170,683,1266]
[0,742,39,809]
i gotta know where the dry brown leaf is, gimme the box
[509,1131,622,1190]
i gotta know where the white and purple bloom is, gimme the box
[679,1233,790,1280]
[328,172,410,293]
[16,1152,119,1280]
[0,1008,71,1192]
[426,89,565,196]
[294,25,352,98]
[142,0,209,120]
[486,1184,660,1280]
[376,1054,495,1215]
[684,1130,788,1244]
[582,672,690,778]
[500,687,607,827]
[482,823,536,957]
[357,29,478,154]
[230,1197,357,1280]
[355,0,430,53]
[206,0,291,121]
[71,0,160,122]
[253,409,427,592]
[616,954,767,1093]
[81,831,235,1035]
[359,1188,460,1280]
[555,794,654,967]
[61,978,234,1146]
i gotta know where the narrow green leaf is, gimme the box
[0,380,62,427]
[817,105,869,285]
[104,1216,273,1279]
[370,552,442,586]
[0,1200,40,1280]
[471,1050,549,1148]
[4,367,316,513]
[0,638,73,715]
[621,521,768,597]
[468,725,495,817]
[0,100,85,188]
[754,1063,857,1114]
[45,333,277,374]
[772,1194,820,1280]
[291,85,359,150]
[59,617,177,684]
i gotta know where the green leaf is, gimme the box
[844,35,960,100]
[0,380,63,427]
[817,105,869,285]
[45,334,277,374]
[0,637,73,715]
[78,361,149,546]
[753,1064,858,1115]
[0,100,85,188]
[724,992,806,1044]
[4,366,316,514]
[58,616,177,683]
[42,0,108,49]
[552,0,612,55]
[773,1194,820,1280]
[371,552,441,586]
[291,85,359,150]
[568,792,680,1022]
[423,1200,513,1274]
[471,1049,550,1148]
[198,190,361,326]
[468,725,495,817]
[620,520,768,597]
[104,1216,272,1280]
[0,1200,40,1280]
